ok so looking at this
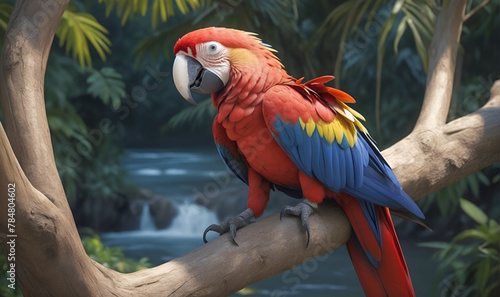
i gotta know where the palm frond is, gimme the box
[163,98,216,132]
[316,0,437,130]
[57,10,112,67]
[0,3,12,31]
[313,0,383,87]
[97,0,148,21]
[97,0,199,28]
[133,0,297,65]
[0,2,12,45]
[375,0,436,130]
[133,32,170,65]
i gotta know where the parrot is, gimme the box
[172,27,425,297]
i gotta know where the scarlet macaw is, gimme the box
[172,27,425,297]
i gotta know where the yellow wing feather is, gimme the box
[298,109,365,148]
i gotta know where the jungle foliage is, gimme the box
[422,199,499,297]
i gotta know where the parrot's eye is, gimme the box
[205,42,223,55]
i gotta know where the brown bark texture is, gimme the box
[0,0,498,296]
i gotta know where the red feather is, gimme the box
[334,194,382,262]
[338,193,415,297]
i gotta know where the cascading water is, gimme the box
[138,200,217,235]
[139,202,157,231]
[162,202,218,237]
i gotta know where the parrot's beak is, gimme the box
[172,54,225,105]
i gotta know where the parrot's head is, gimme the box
[172,27,283,105]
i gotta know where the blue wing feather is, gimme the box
[215,144,248,185]
[352,142,365,188]
[344,147,355,188]
[272,115,424,220]
[293,121,304,146]
[297,129,313,175]
[329,142,341,191]
[337,145,347,189]
[311,132,323,179]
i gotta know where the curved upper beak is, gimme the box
[172,54,225,105]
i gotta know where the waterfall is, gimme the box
[139,202,156,231]
[162,202,218,237]
[136,201,217,236]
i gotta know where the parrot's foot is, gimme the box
[280,201,317,247]
[203,208,254,246]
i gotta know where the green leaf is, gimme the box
[459,198,488,225]
[492,173,500,184]
[479,247,499,258]
[467,174,480,197]
[477,171,491,186]
[86,67,126,109]
[57,9,112,67]
[405,12,428,72]
[488,219,499,234]
[163,97,216,131]
[454,228,488,241]
[475,258,490,294]
[484,282,500,297]
[393,15,409,55]
[333,0,360,88]
[151,0,199,29]
[437,189,449,216]
[374,10,396,131]
[418,241,451,249]
[392,0,406,14]
[0,3,12,31]
[359,0,379,28]
[82,232,150,273]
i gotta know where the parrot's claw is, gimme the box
[203,208,254,246]
[280,201,317,247]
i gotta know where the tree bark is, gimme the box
[0,1,498,297]
[414,0,467,129]
[0,3,119,296]
[0,0,70,216]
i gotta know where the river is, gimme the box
[101,148,437,297]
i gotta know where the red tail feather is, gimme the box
[335,194,415,297]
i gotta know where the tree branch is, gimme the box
[0,1,499,297]
[385,80,500,198]
[414,0,467,129]
[463,0,490,21]
[121,203,350,296]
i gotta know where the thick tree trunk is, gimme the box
[0,1,117,296]
[0,1,498,296]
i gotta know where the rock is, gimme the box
[149,196,177,229]
[194,175,247,220]
[194,174,302,220]
[72,189,177,232]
